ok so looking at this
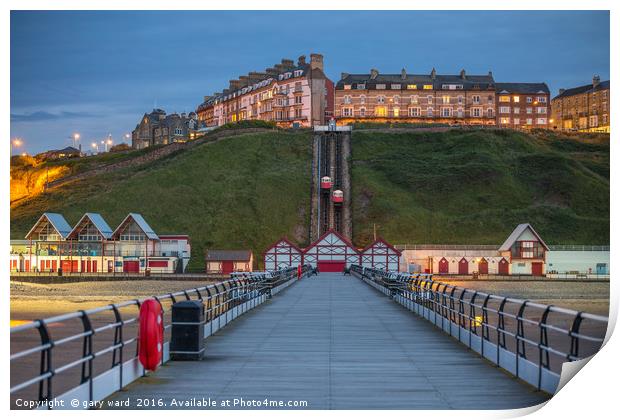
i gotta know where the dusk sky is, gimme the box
[11,10,610,154]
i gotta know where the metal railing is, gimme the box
[10,265,310,409]
[350,265,608,394]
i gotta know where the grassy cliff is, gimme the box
[351,129,609,246]
[10,128,609,270]
[10,132,312,270]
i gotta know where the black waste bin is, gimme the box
[170,300,205,361]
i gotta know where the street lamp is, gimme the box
[72,133,80,148]
[11,137,23,156]
[91,142,99,154]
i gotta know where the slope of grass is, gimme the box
[11,132,312,270]
[351,129,609,246]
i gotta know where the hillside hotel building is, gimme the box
[196,53,334,128]
[334,68,550,129]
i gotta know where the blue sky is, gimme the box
[11,10,610,154]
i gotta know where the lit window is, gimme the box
[514,118,520,125]
[375,106,386,117]
[407,84,417,89]
[499,96,510,102]
[393,107,400,117]
[442,96,450,104]
[344,85,352,90]
[513,96,520,103]
[423,84,433,90]
[513,107,520,114]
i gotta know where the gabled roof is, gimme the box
[303,229,359,253]
[67,213,113,240]
[25,213,73,240]
[336,72,495,90]
[205,250,253,261]
[263,236,304,254]
[499,224,549,251]
[360,237,402,256]
[495,82,550,94]
[553,80,610,100]
[112,213,159,240]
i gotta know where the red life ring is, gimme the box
[138,298,163,371]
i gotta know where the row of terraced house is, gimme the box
[131,52,610,148]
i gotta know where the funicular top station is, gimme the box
[10,229,608,410]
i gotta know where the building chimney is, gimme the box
[203,95,212,102]
[559,88,566,95]
[370,68,379,79]
[265,67,279,77]
[488,71,493,78]
[401,68,407,80]
[281,58,295,70]
[229,79,241,90]
[222,89,230,96]
[238,75,249,87]
[298,55,306,66]
[460,69,466,79]
[274,63,285,73]
[310,53,324,71]
[430,67,436,79]
[593,75,601,87]
[248,71,267,83]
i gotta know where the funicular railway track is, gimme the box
[311,124,352,241]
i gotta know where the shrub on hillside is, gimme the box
[213,120,277,133]
[350,122,450,129]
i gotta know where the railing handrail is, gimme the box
[10,264,312,406]
[349,264,608,394]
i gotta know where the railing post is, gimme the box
[569,312,584,361]
[496,297,508,366]
[538,305,552,390]
[515,300,529,377]
[78,310,94,403]
[111,303,125,391]
[36,320,53,404]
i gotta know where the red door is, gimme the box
[61,260,72,273]
[123,260,140,273]
[51,260,57,272]
[478,258,488,275]
[317,261,345,272]
[531,262,543,276]
[458,258,469,275]
[498,258,509,275]
[92,260,97,273]
[221,261,234,274]
[438,258,449,274]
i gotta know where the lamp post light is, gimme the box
[91,142,99,154]
[11,137,23,156]
[72,133,80,148]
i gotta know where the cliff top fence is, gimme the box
[350,265,609,394]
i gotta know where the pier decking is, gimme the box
[106,273,549,409]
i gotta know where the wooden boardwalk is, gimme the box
[106,273,550,409]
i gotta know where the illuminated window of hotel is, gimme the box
[360,95,366,104]
[499,96,510,102]
[359,107,366,117]
[231,114,237,122]
[344,85,352,90]
[375,106,386,117]
[391,84,401,90]
[409,107,420,117]
[442,96,450,104]
[393,108,400,117]
[376,84,386,90]
[407,84,417,90]
[501,117,510,124]
[513,107,520,114]
[441,107,451,117]
[377,96,385,104]
[513,96,520,103]
[513,118,520,125]
[526,97,533,103]
[357,84,365,90]
[427,95,433,104]
[427,107,434,117]
[472,95,480,104]
[423,84,433,90]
